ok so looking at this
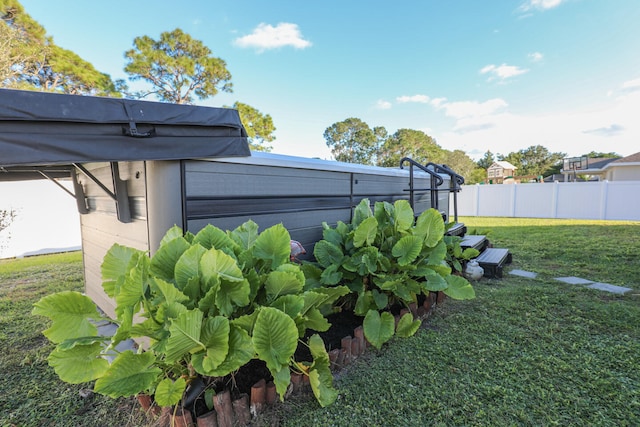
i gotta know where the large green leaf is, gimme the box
[392,235,423,266]
[421,268,449,291]
[352,198,373,226]
[115,255,149,319]
[253,307,298,372]
[321,226,343,247]
[396,313,421,337]
[308,334,338,407]
[270,294,305,319]
[363,310,395,349]
[215,278,251,317]
[253,224,291,269]
[154,377,187,407]
[426,240,447,265]
[444,274,476,300]
[198,316,230,371]
[393,199,414,232]
[150,236,191,282]
[159,225,185,246]
[305,286,350,313]
[265,270,305,301]
[319,263,342,285]
[200,247,245,285]
[101,244,142,298]
[313,240,344,268]
[151,277,189,306]
[193,224,238,251]
[94,351,161,398]
[48,343,109,383]
[229,220,259,250]
[192,324,254,377]
[32,291,101,343]
[415,208,445,248]
[354,291,375,316]
[302,307,331,333]
[174,244,207,291]
[272,364,292,401]
[164,309,205,363]
[353,216,378,248]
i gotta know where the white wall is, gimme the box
[456,181,640,221]
[0,181,81,258]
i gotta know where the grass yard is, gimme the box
[1,217,638,426]
[0,252,147,427]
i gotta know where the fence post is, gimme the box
[551,181,559,218]
[474,183,480,216]
[599,180,609,220]
[510,184,517,217]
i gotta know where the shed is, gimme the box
[0,89,451,318]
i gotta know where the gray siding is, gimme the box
[183,158,445,259]
[78,161,149,318]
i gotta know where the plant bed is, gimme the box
[32,202,477,426]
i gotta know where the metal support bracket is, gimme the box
[73,162,132,223]
[37,168,89,214]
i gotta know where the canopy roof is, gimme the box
[0,89,250,180]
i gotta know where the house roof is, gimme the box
[0,89,250,177]
[611,151,640,164]
[585,157,620,170]
[490,161,517,170]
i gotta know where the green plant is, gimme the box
[32,221,347,410]
[443,223,480,273]
[310,199,475,349]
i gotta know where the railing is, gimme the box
[399,157,443,212]
[425,162,464,223]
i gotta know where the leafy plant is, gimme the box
[443,225,480,273]
[33,221,347,410]
[311,199,475,349]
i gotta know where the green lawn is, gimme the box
[0,252,147,427]
[1,218,638,426]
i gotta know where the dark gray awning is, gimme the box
[0,89,250,177]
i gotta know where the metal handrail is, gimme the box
[399,157,444,211]
[424,162,464,223]
[425,162,465,188]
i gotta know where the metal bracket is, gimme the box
[36,168,89,214]
[73,162,132,223]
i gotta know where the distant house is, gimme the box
[604,152,640,181]
[560,152,640,182]
[487,161,517,183]
[560,157,619,182]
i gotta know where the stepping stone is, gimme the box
[509,269,538,279]
[555,276,593,285]
[587,282,632,294]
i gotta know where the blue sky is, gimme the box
[18,0,640,160]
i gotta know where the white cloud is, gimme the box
[396,94,430,104]
[621,77,640,93]
[375,99,392,110]
[435,98,508,120]
[432,88,640,160]
[528,52,543,62]
[519,0,565,12]
[234,23,312,51]
[583,124,625,137]
[430,97,448,107]
[480,63,529,81]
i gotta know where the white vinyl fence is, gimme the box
[456,180,640,221]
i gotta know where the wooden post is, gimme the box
[213,390,234,427]
[250,379,266,417]
[232,394,250,426]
